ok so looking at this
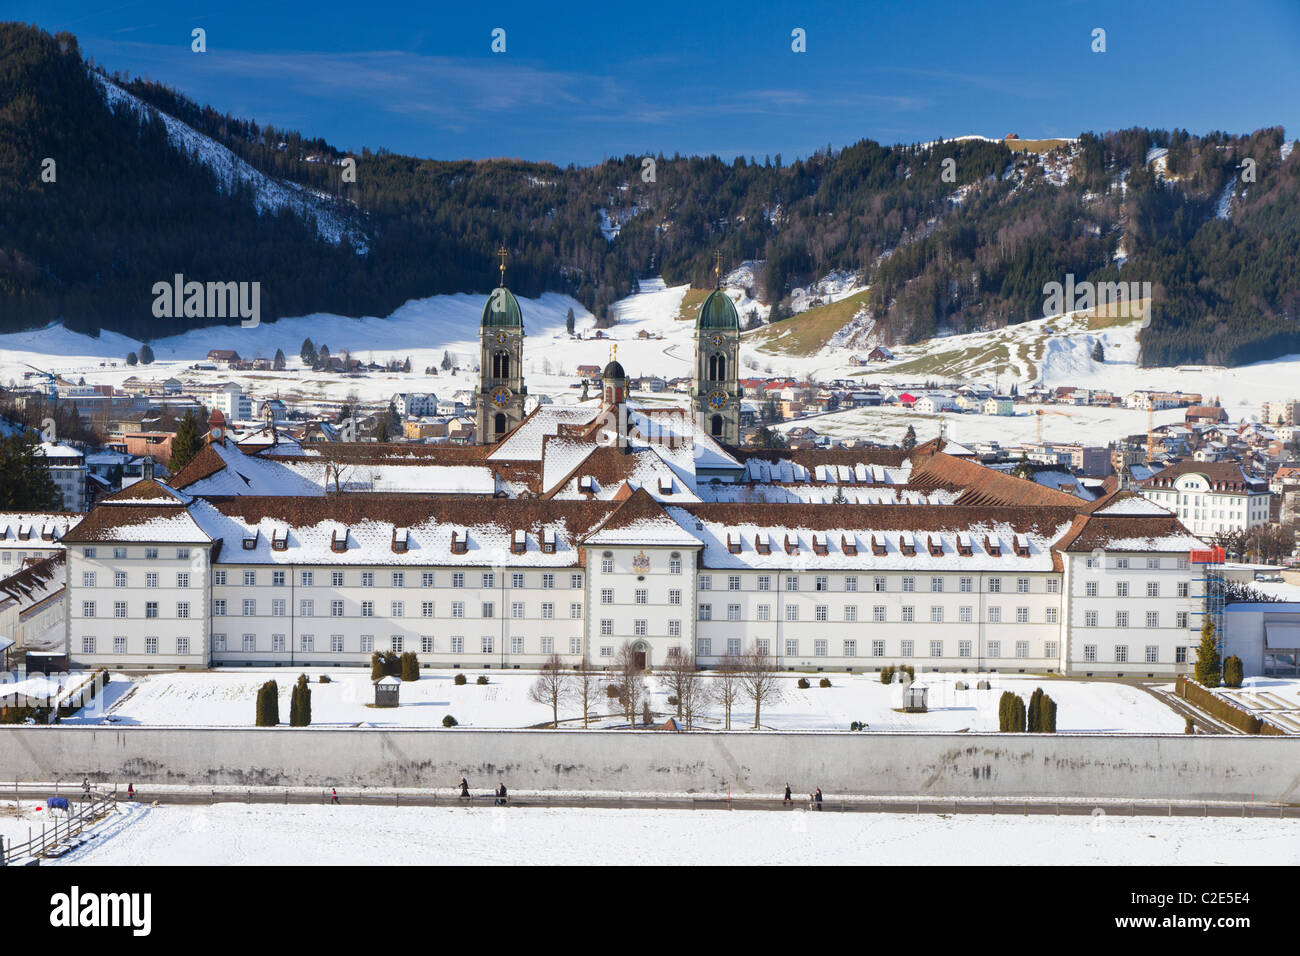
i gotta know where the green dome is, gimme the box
[696,289,738,331]
[481,287,523,329]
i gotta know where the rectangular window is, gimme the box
[571,574,583,589]
[481,636,493,654]
[988,607,1001,624]
[1046,607,1059,624]
[635,589,648,605]
[391,601,404,618]
[1016,578,1029,594]
[1177,582,1190,598]
[242,633,256,653]
[757,604,770,622]
[1176,646,1187,663]
[601,588,614,605]
[815,575,828,592]
[392,572,405,588]
[668,589,681,605]
[1116,558,1129,570]
[1084,644,1097,663]
[1084,611,1097,627]
[298,634,314,653]
[113,547,126,559]
[698,604,711,621]
[814,639,828,657]
[730,575,742,591]
[422,572,435,588]
[872,640,885,657]
[145,602,158,619]
[900,640,914,656]
[988,578,1001,593]
[1177,611,1189,628]
[362,635,376,653]
[511,636,524,655]
[874,576,887,592]
[144,548,158,560]
[331,600,345,617]
[786,576,799,592]
[959,606,972,623]
[785,605,798,622]
[902,606,914,623]
[1115,645,1129,663]
[358,601,373,617]
[815,605,828,622]
[452,602,464,619]
[1116,611,1129,628]
[601,619,614,636]
[481,602,495,618]
[272,570,285,587]
[844,605,858,623]
[1146,611,1159,628]
[668,620,681,638]
[452,572,465,588]
[301,571,314,587]
[570,602,583,619]
[988,640,1001,658]
[843,640,857,657]
[634,620,647,637]
[728,604,742,621]
[271,634,285,653]
[145,637,158,655]
[930,640,942,658]
[482,573,495,589]
[541,602,554,619]
[177,572,189,589]
[242,570,257,587]
[1045,641,1058,658]
[299,599,314,617]
[873,605,886,623]
[1046,579,1059,594]
[213,599,226,617]
[146,572,159,588]
[1015,607,1029,624]
[699,575,712,591]
[1085,581,1098,597]
[511,602,524,619]
[1015,640,1028,658]
[114,571,127,588]
[845,576,858,592]
[785,638,798,657]
[902,577,915,593]
[81,636,96,655]
[958,640,971,658]
[419,601,434,618]
[960,577,973,593]
[1147,581,1159,598]
[601,558,614,574]
[83,547,97,559]
[333,635,346,653]
[1145,645,1158,664]
[1116,582,1129,598]
[83,571,96,588]
[176,602,189,619]
[929,606,942,623]
[271,599,286,617]
[177,548,189,560]
[214,570,227,586]
[669,558,682,575]
[333,571,346,587]
[542,573,555,590]
[930,577,943,593]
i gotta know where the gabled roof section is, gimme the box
[102,478,192,505]
[582,488,702,547]
[908,452,1084,509]
[1053,513,1203,553]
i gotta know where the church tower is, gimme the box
[476,247,527,444]
[692,256,740,445]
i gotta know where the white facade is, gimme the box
[1139,471,1270,536]
[37,444,87,512]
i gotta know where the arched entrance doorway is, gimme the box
[632,640,650,671]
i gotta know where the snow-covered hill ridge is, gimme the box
[91,72,369,254]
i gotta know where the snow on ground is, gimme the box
[61,801,1300,866]
[67,669,1184,733]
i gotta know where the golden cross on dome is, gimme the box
[611,343,618,363]
[712,250,723,288]
[496,245,509,285]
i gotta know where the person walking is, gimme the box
[458,777,471,800]
[493,781,508,806]
[814,787,823,811]
[330,788,339,805]
[127,783,135,801]
[82,776,91,799]
[782,783,793,806]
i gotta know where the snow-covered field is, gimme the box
[67,668,1185,733]
[58,801,1300,866]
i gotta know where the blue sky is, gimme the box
[13,0,1300,165]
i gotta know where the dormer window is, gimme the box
[871,534,887,556]
[727,533,742,555]
[784,534,799,556]
[1013,533,1030,557]
[393,528,410,554]
[541,529,557,554]
[812,534,829,556]
[658,476,673,495]
[242,529,259,550]
[927,535,943,557]
[841,535,858,556]
[451,530,468,555]
[755,534,771,556]
[899,533,916,557]
[578,476,596,495]
[331,527,348,553]
[956,532,973,557]
[985,535,1002,557]
[512,529,527,555]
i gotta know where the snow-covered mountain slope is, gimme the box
[92,72,369,254]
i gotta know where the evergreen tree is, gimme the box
[1041,693,1057,732]
[139,343,154,364]
[255,680,280,726]
[289,674,311,726]
[441,350,453,371]
[565,308,575,335]
[168,410,203,473]
[300,338,316,365]
[126,351,138,366]
[0,432,62,510]
[288,679,301,726]
[318,344,330,364]
[1027,687,1044,732]
[901,425,917,452]
[273,348,286,371]
[1222,655,1244,688]
[1012,453,1035,480]
[401,652,420,682]
[1091,340,1105,363]
[370,652,384,681]
[403,356,412,373]
[1194,618,1221,686]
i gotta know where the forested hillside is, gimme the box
[1,22,1297,366]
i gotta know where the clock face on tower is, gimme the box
[708,389,727,409]
[710,334,725,348]
[494,330,508,345]
[492,386,512,407]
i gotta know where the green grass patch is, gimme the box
[749,289,873,355]
[1005,138,1071,154]
[673,288,711,322]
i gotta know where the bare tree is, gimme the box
[738,645,784,729]
[527,653,572,728]
[572,657,605,729]
[710,658,743,731]
[614,641,648,728]
[661,648,704,728]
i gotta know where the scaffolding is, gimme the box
[1190,547,1226,651]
